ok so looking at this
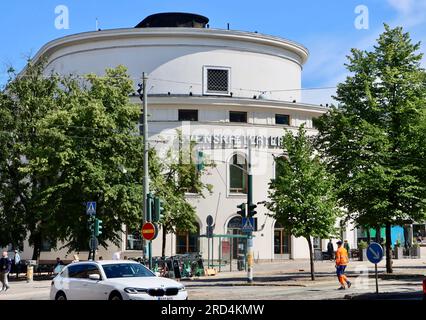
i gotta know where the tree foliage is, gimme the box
[314,25,426,273]
[267,125,340,280]
[149,132,213,257]
[0,64,145,257]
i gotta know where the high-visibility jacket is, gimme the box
[335,247,349,266]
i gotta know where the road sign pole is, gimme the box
[375,263,379,294]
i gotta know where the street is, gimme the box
[1,259,424,300]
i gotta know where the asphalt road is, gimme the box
[0,278,423,300]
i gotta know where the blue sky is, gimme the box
[1,0,426,104]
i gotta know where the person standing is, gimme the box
[13,250,21,279]
[0,251,12,291]
[335,241,351,290]
[344,240,350,260]
[327,240,334,261]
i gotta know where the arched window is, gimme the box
[274,222,291,259]
[229,154,248,194]
[176,223,200,254]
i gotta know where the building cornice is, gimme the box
[130,96,328,114]
[30,27,309,67]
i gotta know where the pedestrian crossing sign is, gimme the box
[242,217,254,232]
[86,202,96,216]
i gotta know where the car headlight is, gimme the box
[178,286,186,292]
[124,287,148,294]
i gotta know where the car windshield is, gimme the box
[102,263,155,279]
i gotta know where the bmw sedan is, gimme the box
[50,260,188,300]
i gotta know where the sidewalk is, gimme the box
[185,258,426,287]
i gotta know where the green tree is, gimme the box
[315,25,426,273]
[31,66,145,254]
[0,62,65,258]
[149,133,213,257]
[0,64,145,258]
[267,125,340,280]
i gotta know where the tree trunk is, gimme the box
[31,233,42,261]
[375,227,381,243]
[161,227,167,258]
[385,223,393,273]
[306,237,315,281]
[367,229,371,244]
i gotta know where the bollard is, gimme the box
[26,265,34,282]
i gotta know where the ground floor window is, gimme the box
[126,226,144,251]
[176,224,200,254]
[274,222,291,256]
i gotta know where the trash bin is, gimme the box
[237,254,246,271]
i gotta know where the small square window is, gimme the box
[179,109,198,121]
[203,67,231,96]
[276,114,290,125]
[230,111,247,123]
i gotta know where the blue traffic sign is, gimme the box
[242,218,255,232]
[367,242,384,264]
[86,202,96,216]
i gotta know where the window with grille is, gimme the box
[203,67,231,95]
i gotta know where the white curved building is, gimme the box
[17,13,357,262]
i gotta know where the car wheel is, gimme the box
[109,292,123,301]
[55,292,67,301]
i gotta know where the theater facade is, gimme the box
[12,13,358,262]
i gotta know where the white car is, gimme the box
[50,260,188,300]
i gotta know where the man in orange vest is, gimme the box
[335,240,351,290]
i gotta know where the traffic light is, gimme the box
[196,151,205,172]
[248,203,257,217]
[237,203,246,218]
[95,218,103,236]
[153,196,164,222]
[146,193,154,221]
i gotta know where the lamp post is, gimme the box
[247,141,254,283]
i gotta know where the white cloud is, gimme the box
[387,0,414,15]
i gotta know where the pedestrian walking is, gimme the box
[344,240,350,259]
[0,251,12,291]
[327,240,334,261]
[72,254,79,263]
[335,241,351,290]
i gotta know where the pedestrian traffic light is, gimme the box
[153,196,164,222]
[248,203,257,217]
[196,151,205,171]
[95,218,103,236]
[237,203,246,218]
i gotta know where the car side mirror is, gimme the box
[89,274,101,281]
